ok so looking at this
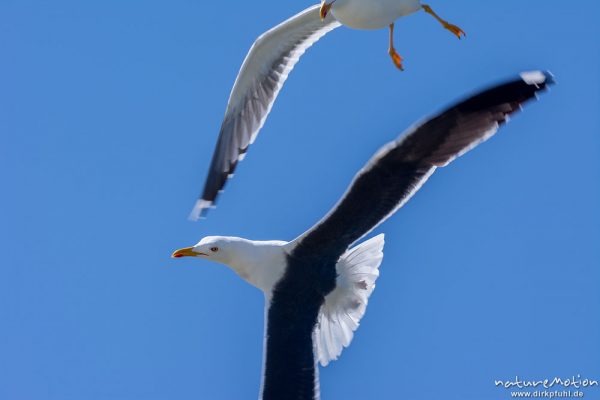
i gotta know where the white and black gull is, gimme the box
[174,72,553,399]
[190,2,465,220]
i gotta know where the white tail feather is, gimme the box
[314,234,385,367]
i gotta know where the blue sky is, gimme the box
[1,1,599,399]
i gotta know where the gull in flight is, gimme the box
[319,0,465,70]
[175,72,553,399]
[190,3,465,220]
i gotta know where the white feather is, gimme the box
[314,234,385,367]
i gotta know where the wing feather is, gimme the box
[190,5,341,220]
[292,72,554,253]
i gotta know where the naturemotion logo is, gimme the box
[495,375,598,399]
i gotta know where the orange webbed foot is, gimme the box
[319,2,332,20]
[422,4,466,40]
[444,22,466,39]
[388,48,405,71]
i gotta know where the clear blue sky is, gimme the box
[2,1,599,399]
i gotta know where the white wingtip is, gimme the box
[520,70,545,85]
[188,199,213,221]
[520,70,554,86]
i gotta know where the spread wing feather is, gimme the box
[294,71,554,253]
[190,5,341,220]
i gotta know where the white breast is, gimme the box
[228,240,289,295]
[332,0,422,30]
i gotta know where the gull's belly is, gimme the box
[332,0,422,30]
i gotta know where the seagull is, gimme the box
[190,3,465,220]
[319,0,465,70]
[175,72,553,399]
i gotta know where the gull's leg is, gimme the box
[388,23,404,71]
[422,4,466,39]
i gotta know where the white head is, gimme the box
[171,236,246,266]
[172,236,290,293]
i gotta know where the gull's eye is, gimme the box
[210,247,219,253]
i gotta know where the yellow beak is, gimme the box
[171,247,205,258]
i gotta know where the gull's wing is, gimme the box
[293,71,554,252]
[190,5,341,220]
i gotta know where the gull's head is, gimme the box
[172,236,287,292]
[171,236,238,265]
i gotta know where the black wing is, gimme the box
[294,71,554,255]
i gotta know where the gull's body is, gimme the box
[175,72,553,399]
[189,3,464,220]
[331,0,422,30]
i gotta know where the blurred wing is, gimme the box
[294,71,554,252]
[190,5,341,220]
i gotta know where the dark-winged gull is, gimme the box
[175,71,553,399]
[190,2,465,220]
